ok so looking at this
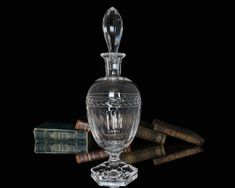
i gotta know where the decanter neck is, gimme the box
[101,53,126,77]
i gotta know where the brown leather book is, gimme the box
[75,149,108,164]
[75,146,131,164]
[75,120,91,132]
[153,146,203,165]
[135,125,166,144]
[121,145,165,164]
[75,119,166,144]
[152,119,204,146]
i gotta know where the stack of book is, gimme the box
[33,118,205,164]
[33,122,89,154]
[74,119,204,165]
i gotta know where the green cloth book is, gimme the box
[34,141,88,154]
[33,122,88,142]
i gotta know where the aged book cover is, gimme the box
[33,122,88,142]
[136,125,166,144]
[152,119,204,145]
[75,119,166,144]
[34,141,88,154]
[75,146,131,164]
[153,146,203,165]
[121,145,166,164]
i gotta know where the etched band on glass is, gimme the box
[87,93,141,108]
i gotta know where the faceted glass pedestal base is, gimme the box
[91,161,138,187]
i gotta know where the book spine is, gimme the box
[34,142,88,154]
[121,145,165,164]
[75,146,131,164]
[75,120,91,132]
[152,119,205,146]
[153,146,203,165]
[74,119,166,144]
[75,149,108,164]
[136,126,166,145]
[34,129,88,142]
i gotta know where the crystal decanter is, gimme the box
[86,7,141,187]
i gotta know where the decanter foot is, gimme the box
[91,161,138,187]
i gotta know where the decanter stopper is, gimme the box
[102,7,123,52]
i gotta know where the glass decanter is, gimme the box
[86,7,141,187]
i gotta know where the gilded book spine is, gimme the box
[75,146,131,164]
[136,126,166,145]
[153,146,203,165]
[153,119,205,146]
[121,145,166,164]
[34,129,88,142]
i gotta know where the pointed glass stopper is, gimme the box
[102,7,123,52]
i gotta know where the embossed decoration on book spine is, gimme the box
[33,122,88,142]
[152,119,205,145]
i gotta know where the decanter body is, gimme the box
[86,7,141,187]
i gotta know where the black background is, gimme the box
[7,1,217,187]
